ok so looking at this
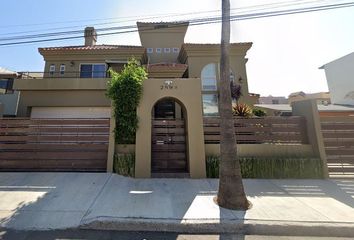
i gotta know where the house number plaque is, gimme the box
[160,80,178,90]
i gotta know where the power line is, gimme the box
[0,0,321,29]
[0,0,344,42]
[0,0,331,37]
[0,1,353,47]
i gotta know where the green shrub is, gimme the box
[206,155,323,179]
[113,153,135,177]
[106,59,147,144]
[252,108,267,117]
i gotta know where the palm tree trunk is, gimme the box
[217,0,249,210]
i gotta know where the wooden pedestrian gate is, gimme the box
[321,117,354,178]
[151,119,187,173]
[0,118,110,172]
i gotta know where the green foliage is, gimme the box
[106,59,147,143]
[252,108,267,117]
[230,81,242,103]
[113,153,135,177]
[206,155,323,179]
[233,103,253,117]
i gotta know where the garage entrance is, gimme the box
[0,118,109,171]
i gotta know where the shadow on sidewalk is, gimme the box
[244,179,354,209]
[0,172,247,238]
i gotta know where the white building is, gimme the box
[320,52,354,106]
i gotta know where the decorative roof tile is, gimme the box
[39,44,144,51]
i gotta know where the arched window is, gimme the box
[201,63,217,91]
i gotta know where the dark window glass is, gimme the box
[80,64,93,78]
[92,64,106,78]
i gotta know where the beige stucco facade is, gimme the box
[13,22,254,177]
[135,78,206,178]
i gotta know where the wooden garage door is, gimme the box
[151,119,187,173]
[0,118,109,171]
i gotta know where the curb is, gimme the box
[80,217,354,238]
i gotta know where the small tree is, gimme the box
[106,59,147,144]
[230,81,242,104]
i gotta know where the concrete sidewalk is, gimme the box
[0,173,353,237]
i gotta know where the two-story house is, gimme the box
[14,22,252,178]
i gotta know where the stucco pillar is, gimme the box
[135,78,206,178]
[291,99,329,178]
[106,106,116,173]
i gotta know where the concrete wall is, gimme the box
[0,91,19,116]
[135,78,206,178]
[322,52,354,106]
[292,99,329,178]
[17,90,110,117]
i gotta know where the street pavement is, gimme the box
[0,173,353,237]
[1,230,354,240]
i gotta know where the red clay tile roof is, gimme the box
[39,44,144,51]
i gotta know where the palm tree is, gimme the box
[216,0,249,210]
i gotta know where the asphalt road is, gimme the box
[0,230,353,240]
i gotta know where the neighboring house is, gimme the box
[248,93,260,105]
[0,67,20,116]
[320,52,354,106]
[288,91,331,105]
[255,103,354,117]
[13,22,253,177]
[259,95,288,104]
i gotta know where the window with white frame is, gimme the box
[201,63,217,91]
[201,63,218,115]
[147,48,153,53]
[172,47,179,53]
[164,48,170,53]
[156,48,162,54]
[80,64,106,78]
[49,64,55,76]
[60,64,65,75]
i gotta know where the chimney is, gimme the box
[84,27,97,46]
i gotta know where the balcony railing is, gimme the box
[18,71,111,79]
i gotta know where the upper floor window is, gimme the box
[164,48,170,53]
[172,48,179,53]
[80,64,106,78]
[201,63,217,91]
[156,48,162,54]
[49,64,55,76]
[0,78,14,94]
[147,48,153,53]
[60,64,65,75]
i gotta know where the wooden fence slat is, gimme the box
[0,118,110,172]
[0,143,108,151]
[203,116,308,144]
[0,152,107,160]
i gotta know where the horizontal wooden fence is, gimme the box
[0,118,110,171]
[321,117,354,178]
[203,116,308,144]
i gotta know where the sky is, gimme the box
[0,0,353,97]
